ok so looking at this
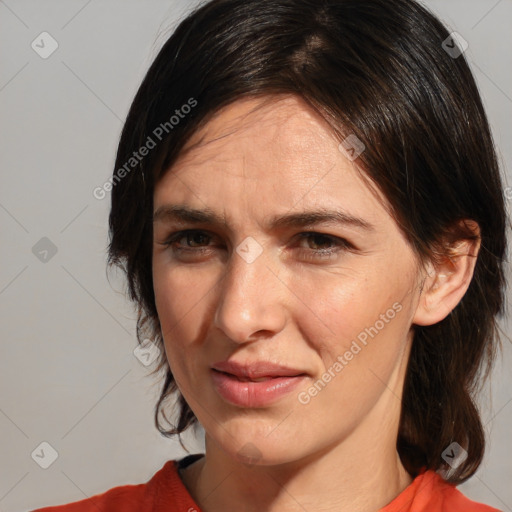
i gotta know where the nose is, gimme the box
[213,246,287,344]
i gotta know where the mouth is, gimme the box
[211,360,307,380]
[210,361,308,407]
[212,369,307,382]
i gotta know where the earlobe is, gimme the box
[413,223,481,327]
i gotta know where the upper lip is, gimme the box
[211,360,307,380]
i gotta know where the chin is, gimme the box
[211,427,307,468]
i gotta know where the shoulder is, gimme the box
[394,470,502,512]
[434,473,502,512]
[31,459,196,512]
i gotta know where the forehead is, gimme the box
[154,95,390,229]
[175,95,337,169]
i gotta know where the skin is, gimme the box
[152,95,480,512]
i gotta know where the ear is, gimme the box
[412,220,481,327]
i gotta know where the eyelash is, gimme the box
[159,229,354,262]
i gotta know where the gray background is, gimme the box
[0,1,510,511]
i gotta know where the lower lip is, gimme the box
[211,370,306,408]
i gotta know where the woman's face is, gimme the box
[152,95,425,466]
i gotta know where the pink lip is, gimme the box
[211,360,306,380]
[210,360,307,407]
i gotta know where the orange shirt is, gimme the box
[32,454,501,512]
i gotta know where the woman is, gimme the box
[34,0,508,510]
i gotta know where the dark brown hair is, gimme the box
[107,0,508,484]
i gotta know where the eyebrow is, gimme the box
[153,204,375,232]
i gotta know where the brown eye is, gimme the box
[181,231,212,247]
[294,232,353,262]
[297,232,351,251]
[300,233,337,250]
[161,230,212,248]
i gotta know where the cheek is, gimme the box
[301,287,411,431]
[153,263,217,364]
[303,263,413,371]
[299,266,390,340]
[153,258,216,319]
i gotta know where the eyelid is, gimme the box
[159,229,219,247]
[296,231,351,243]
